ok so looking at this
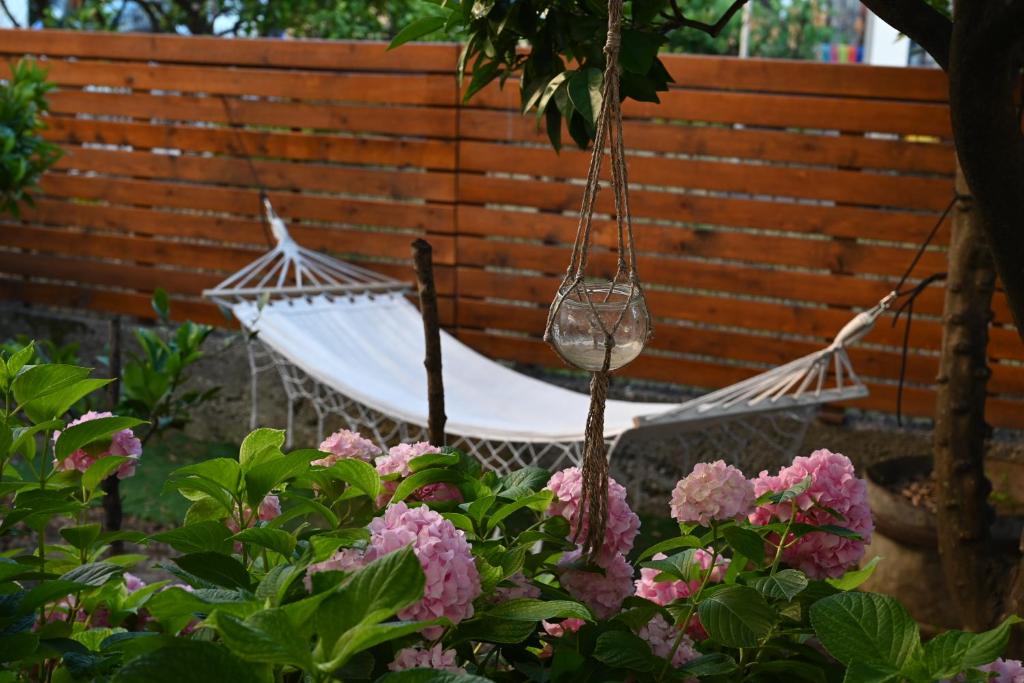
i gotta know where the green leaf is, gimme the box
[749,660,826,683]
[12,364,91,407]
[496,467,549,497]
[174,552,251,591]
[640,549,704,582]
[112,640,261,683]
[60,562,123,587]
[827,556,881,591]
[55,416,145,462]
[536,71,569,118]
[408,452,459,472]
[842,661,901,683]
[592,631,655,672]
[484,598,592,622]
[567,68,602,131]
[207,608,312,670]
[9,418,62,459]
[809,592,921,670]
[244,450,313,508]
[0,633,39,663]
[392,468,468,503]
[151,521,234,555]
[723,526,766,564]
[679,653,739,677]
[923,615,1022,679]
[184,497,229,525]
[388,15,447,50]
[328,618,446,668]
[752,569,809,602]
[60,523,102,551]
[6,341,35,378]
[698,585,776,648]
[761,475,812,505]
[376,670,492,683]
[485,491,553,532]
[619,29,662,74]
[151,288,170,320]
[449,617,535,644]
[82,456,130,492]
[238,428,285,470]
[23,378,111,424]
[231,527,295,557]
[326,458,381,500]
[636,535,702,561]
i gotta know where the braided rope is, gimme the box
[542,0,649,559]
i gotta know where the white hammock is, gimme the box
[205,199,885,475]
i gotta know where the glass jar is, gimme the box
[550,280,649,372]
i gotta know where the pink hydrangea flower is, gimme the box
[559,549,634,619]
[979,659,1024,683]
[304,548,365,591]
[123,572,146,593]
[226,494,281,534]
[366,502,480,636]
[749,449,873,579]
[634,550,729,605]
[542,618,585,638]
[314,429,380,467]
[546,467,641,558]
[375,442,462,504]
[493,571,541,602]
[389,644,465,673]
[670,460,754,526]
[637,614,698,668]
[52,411,142,479]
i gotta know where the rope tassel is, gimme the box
[542,0,649,558]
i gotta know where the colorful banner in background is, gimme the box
[817,43,863,63]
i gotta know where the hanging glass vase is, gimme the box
[550,280,649,372]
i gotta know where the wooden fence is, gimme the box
[1,29,1020,427]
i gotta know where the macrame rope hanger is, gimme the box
[543,0,652,559]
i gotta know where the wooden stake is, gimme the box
[412,239,447,446]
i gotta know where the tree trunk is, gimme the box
[102,316,124,554]
[412,239,447,446]
[932,167,996,631]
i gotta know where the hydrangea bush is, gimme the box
[0,346,1020,682]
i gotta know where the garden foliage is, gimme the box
[0,346,1019,682]
[0,60,61,217]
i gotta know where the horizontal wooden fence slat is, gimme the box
[2,30,1021,427]
[47,91,458,139]
[42,59,456,105]
[47,118,459,173]
[0,31,459,72]
[458,140,951,211]
[458,110,956,175]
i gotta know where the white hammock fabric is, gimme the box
[205,199,885,475]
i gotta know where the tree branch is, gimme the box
[661,0,751,37]
[0,0,21,27]
[858,0,952,70]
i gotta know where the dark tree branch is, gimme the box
[858,0,953,70]
[0,0,21,27]
[661,0,751,37]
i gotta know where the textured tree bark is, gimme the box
[412,239,447,446]
[932,169,996,631]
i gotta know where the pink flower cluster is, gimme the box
[52,411,142,480]
[978,659,1024,683]
[546,467,641,557]
[375,442,462,503]
[226,494,281,533]
[308,502,480,635]
[637,614,698,668]
[389,644,465,673]
[670,460,754,526]
[559,549,635,619]
[313,429,380,467]
[634,550,729,605]
[749,449,872,579]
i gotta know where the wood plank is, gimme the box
[0,222,457,269]
[452,267,1023,361]
[39,174,456,235]
[469,86,952,137]
[458,109,955,175]
[456,199,950,247]
[47,91,457,139]
[51,144,454,200]
[48,118,458,174]
[0,30,458,72]
[659,55,948,102]
[39,59,455,106]
[458,141,951,212]
[454,211,949,281]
